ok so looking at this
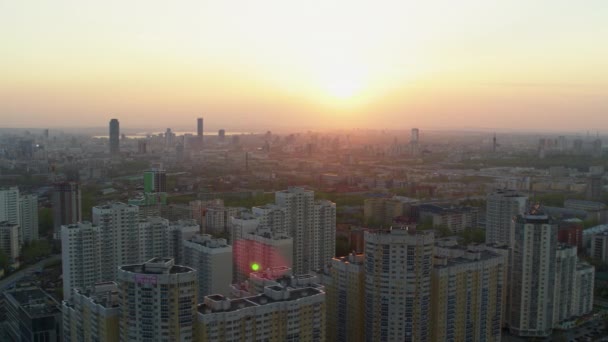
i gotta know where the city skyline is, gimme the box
[1,1,608,130]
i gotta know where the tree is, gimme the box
[38,207,53,238]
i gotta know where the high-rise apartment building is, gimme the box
[364,228,434,342]
[3,286,62,342]
[198,285,326,341]
[321,253,365,342]
[61,222,102,300]
[52,182,82,239]
[109,118,120,155]
[591,231,608,262]
[182,234,233,298]
[275,187,336,274]
[190,199,238,235]
[138,216,171,261]
[508,212,557,337]
[0,187,20,226]
[0,221,20,261]
[92,203,140,281]
[117,258,198,341]
[572,262,595,317]
[485,190,528,246]
[553,245,577,324]
[62,282,120,342]
[218,129,225,142]
[19,194,38,243]
[431,242,505,341]
[233,227,293,283]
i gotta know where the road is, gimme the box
[0,254,61,291]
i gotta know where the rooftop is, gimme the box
[199,286,323,315]
[4,287,61,318]
[120,258,195,275]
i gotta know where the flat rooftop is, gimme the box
[4,287,61,318]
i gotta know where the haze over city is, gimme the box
[2,0,608,131]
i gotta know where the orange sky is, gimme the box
[1,1,607,132]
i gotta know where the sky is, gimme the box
[1,0,607,132]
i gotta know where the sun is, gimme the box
[325,76,363,99]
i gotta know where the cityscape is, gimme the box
[2,1,608,342]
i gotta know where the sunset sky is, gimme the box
[1,0,607,132]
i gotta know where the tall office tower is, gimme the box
[0,221,20,261]
[233,227,293,283]
[62,282,120,342]
[431,243,506,341]
[321,253,365,342]
[0,186,20,226]
[275,187,336,274]
[485,190,528,246]
[508,212,557,337]
[109,118,120,155]
[138,216,171,261]
[117,258,198,341]
[364,229,434,342]
[52,182,82,239]
[492,133,498,152]
[19,194,38,243]
[197,117,204,144]
[591,231,608,262]
[218,129,225,142]
[182,234,233,298]
[198,285,326,341]
[92,202,139,281]
[61,222,102,300]
[572,262,595,316]
[3,286,62,342]
[143,168,167,193]
[410,128,420,155]
[553,245,577,324]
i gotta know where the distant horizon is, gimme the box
[0,124,606,137]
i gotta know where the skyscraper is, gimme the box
[52,182,82,239]
[117,258,198,341]
[485,189,528,246]
[364,228,434,342]
[109,118,120,155]
[508,212,557,337]
[410,128,420,156]
[218,128,225,142]
[197,117,204,144]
